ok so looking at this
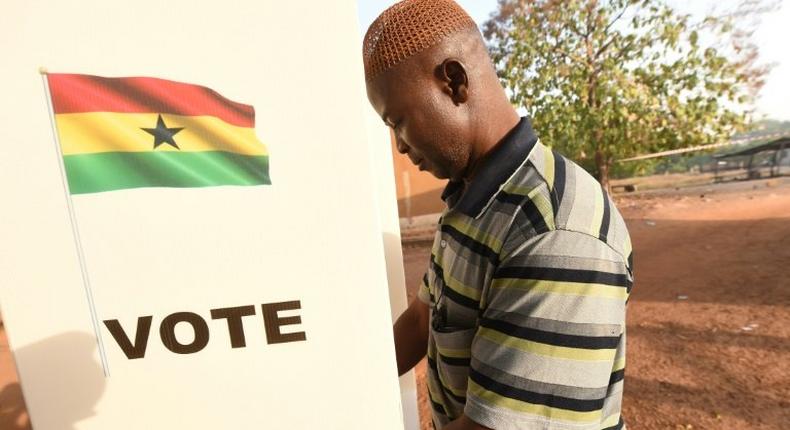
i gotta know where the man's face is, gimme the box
[366,63,471,180]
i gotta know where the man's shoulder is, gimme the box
[498,141,632,265]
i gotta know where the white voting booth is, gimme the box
[0,0,417,428]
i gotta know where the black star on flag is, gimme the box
[142,114,184,150]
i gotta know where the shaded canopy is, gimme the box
[715,137,790,159]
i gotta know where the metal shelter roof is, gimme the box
[715,137,790,159]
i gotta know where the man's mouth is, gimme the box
[407,153,426,171]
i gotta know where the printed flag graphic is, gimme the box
[46,74,271,194]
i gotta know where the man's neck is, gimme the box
[462,108,521,184]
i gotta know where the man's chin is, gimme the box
[419,162,452,180]
[427,168,449,180]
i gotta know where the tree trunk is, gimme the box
[595,149,611,192]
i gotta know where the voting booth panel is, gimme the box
[366,109,420,430]
[0,1,409,429]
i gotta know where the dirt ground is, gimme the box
[1,178,788,429]
[403,177,790,430]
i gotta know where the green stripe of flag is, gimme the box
[63,151,271,194]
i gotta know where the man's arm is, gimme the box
[393,297,430,376]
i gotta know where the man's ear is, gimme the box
[437,58,469,106]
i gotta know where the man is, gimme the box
[363,1,633,429]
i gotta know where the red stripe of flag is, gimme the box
[47,73,255,128]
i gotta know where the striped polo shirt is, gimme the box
[418,118,633,430]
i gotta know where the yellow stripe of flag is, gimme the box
[56,112,268,156]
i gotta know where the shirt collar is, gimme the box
[442,117,539,218]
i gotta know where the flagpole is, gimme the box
[40,68,111,377]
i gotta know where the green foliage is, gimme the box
[610,158,658,179]
[484,0,771,187]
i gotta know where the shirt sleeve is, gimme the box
[464,229,631,430]
[417,272,432,305]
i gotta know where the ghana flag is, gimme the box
[46,73,271,195]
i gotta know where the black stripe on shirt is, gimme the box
[627,252,634,294]
[496,191,550,234]
[422,273,435,301]
[521,194,551,234]
[552,149,567,214]
[495,190,524,206]
[470,367,606,412]
[609,368,625,385]
[427,356,467,404]
[480,317,621,350]
[430,256,480,310]
[429,395,447,415]
[494,266,630,288]
[599,190,611,242]
[439,353,472,367]
[440,224,500,265]
[442,284,480,310]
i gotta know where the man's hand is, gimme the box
[393,297,430,375]
[444,414,492,430]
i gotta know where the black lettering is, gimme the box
[210,305,256,348]
[103,316,153,359]
[261,301,306,344]
[159,312,210,354]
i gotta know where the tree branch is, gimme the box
[595,3,630,58]
[603,3,630,35]
[552,43,588,67]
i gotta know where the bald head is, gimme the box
[363,0,519,181]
